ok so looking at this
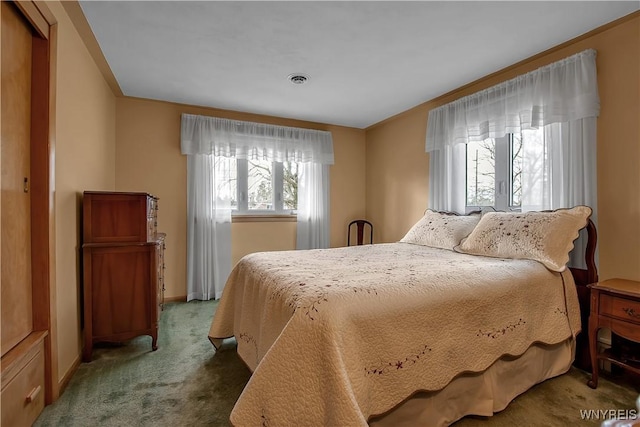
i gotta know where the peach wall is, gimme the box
[48,1,116,381]
[329,126,368,246]
[115,98,366,299]
[366,14,640,281]
[231,222,297,265]
[366,105,431,243]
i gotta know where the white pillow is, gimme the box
[401,210,480,251]
[455,206,592,272]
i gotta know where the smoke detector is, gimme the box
[288,73,309,85]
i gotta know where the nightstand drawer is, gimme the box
[600,294,640,324]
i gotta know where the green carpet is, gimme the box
[35,300,638,426]
[35,301,249,427]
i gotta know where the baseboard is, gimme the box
[164,295,187,303]
[58,354,81,396]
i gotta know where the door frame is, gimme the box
[8,0,58,403]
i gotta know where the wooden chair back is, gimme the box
[348,220,373,246]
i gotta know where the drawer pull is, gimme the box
[26,385,41,403]
[623,308,640,319]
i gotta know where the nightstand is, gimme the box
[587,278,640,388]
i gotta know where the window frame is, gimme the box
[233,159,297,216]
[465,134,522,213]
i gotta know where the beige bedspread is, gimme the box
[209,243,581,426]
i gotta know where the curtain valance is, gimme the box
[425,49,599,152]
[181,114,334,165]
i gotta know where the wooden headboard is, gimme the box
[568,218,598,371]
[568,218,599,287]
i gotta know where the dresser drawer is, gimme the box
[600,293,640,324]
[1,344,45,427]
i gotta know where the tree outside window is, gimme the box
[466,133,524,211]
[229,159,298,214]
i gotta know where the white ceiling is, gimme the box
[80,1,639,129]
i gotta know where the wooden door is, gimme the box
[1,1,34,356]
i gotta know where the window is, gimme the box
[230,159,299,215]
[465,132,531,212]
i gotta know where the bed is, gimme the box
[209,207,597,426]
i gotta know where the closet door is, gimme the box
[1,0,34,356]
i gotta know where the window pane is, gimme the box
[283,162,299,211]
[214,157,237,208]
[466,140,495,207]
[248,159,273,210]
[510,134,523,208]
[229,159,238,209]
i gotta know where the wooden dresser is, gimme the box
[82,191,166,362]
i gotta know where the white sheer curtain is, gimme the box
[186,155,233,301]
[427,145,466,213]
[521,121,597,212]
[426,50,599,153]
[296,163,330,250]
[181,114,334,163]
[181,114,334,300]
[425,49,599,266]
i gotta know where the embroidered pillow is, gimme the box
[400,210,480,251]
[455,206,592,272]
